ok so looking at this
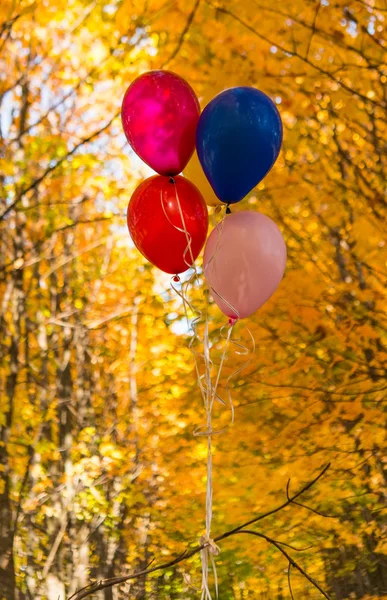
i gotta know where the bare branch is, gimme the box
[216,463,330,540]
[286,478,338,519]
[160,0,201,68]
[0,12,22,55]
[0,113,119,221]
[237,530,331,599]
[291,500,338,519]
[68,464,331,600]
[288,563,295,600]
[305,0,321,61]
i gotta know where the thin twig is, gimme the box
[288,563,295,600]
[305,1,321,60]
[160,0,201,68]
[216,463,330,542]
[277,540,314,552]
[237,530,331,599]
[292,499,338,519]
[286,477,338,518]
[42,518,68,580]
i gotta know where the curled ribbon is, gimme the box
[162,189,255,599]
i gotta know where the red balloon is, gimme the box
[127,175,208,275]
[121,71,200,176]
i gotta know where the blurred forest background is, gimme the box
[0,0,386,598]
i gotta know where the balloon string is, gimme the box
[160,183,209,392]
[171,275,210,407]
[165,193,255,598]
[163,184,221,598]
[194,210,255,599]
[172,182,212,407]
[193,322,233,436]
[206,214,256,424]
[223,325,255,424]
[160,181,195,267]
[163,183,213,412]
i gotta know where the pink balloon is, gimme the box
[203,211,286,319]
[121,70,200,176]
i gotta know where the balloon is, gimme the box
[203,211,286,319]
[121,70,200,176]
[196,87,283,204]
[184,150,221,207]
[127,175,208,275]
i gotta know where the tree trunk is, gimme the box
[0,210,26,599]
[0,468,16,600]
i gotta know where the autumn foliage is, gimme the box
[0,0,386,599]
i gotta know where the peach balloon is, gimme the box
[203,211,286,319]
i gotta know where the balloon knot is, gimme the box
[225,204,231,214]
[200,535,221,556]
[169,177,175,184]
[229,317,238,326]
[173,275,180,282]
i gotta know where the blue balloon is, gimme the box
[196,87,283,204]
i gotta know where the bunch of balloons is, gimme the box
[122,70,286,320]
